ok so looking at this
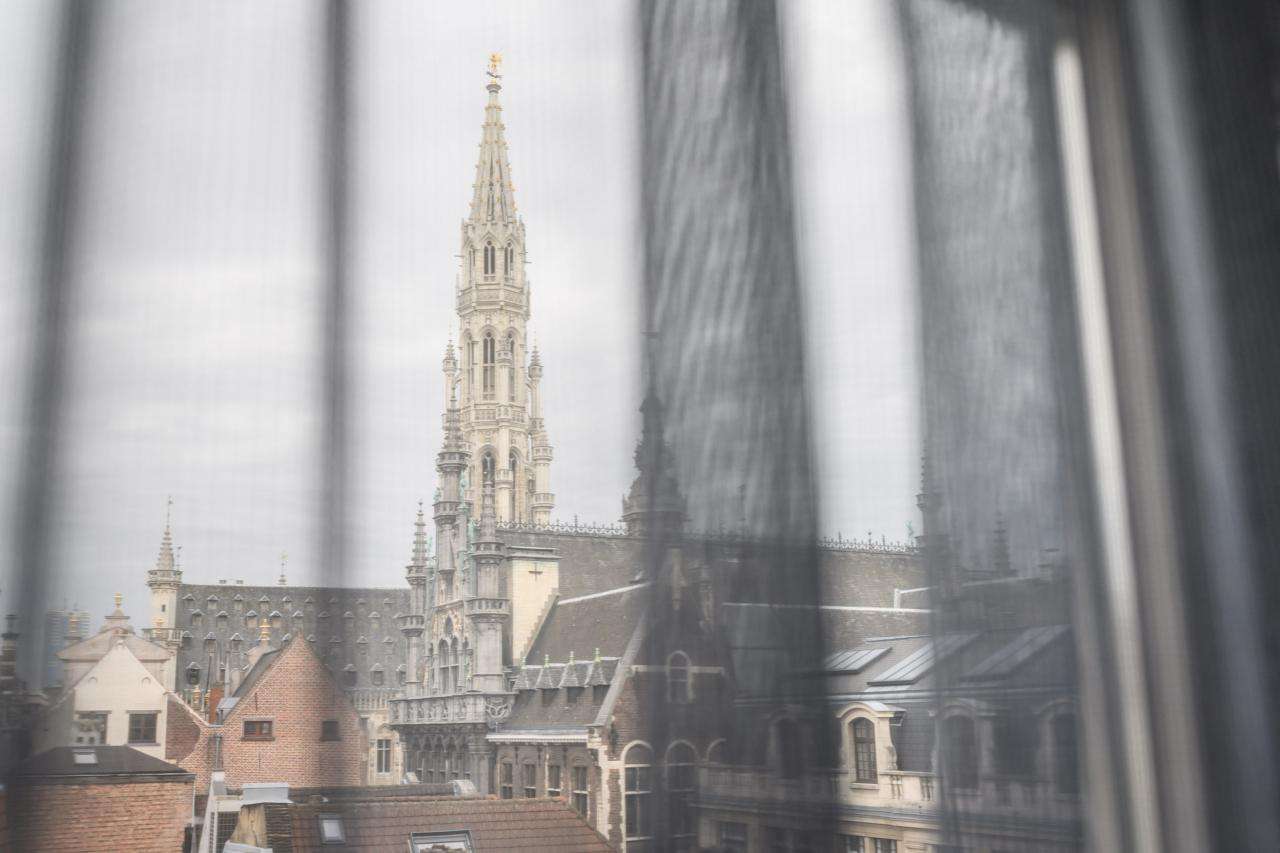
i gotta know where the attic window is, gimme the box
[318,814,345,845]
[410,831,473,852]
[72,748,97,765]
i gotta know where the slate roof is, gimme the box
[233,648,282,699]
[497,530,644,599]
[175,582,410,690]
[288,796,612,852]
[58,627,171,663]
[15,745,193,781]
[525,584,647,664]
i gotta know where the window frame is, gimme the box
[243,719,274,741]
[623,743,653,841]
[547,763,562,798]
[499,760,514,799]
[851,717,878,783]
[522,761,537,798]
[317,814,345,845]
[571,764,589,816]
[376,737,392,774]
[667,651,691,704]
[127,711,158,745]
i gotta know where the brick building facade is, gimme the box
[169,630,366,792]
[8,745,194,852]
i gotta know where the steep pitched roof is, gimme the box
[289,796,611,852]
[525,583,647,664]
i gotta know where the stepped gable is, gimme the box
[174,582,410,690]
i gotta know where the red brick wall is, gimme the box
[218,639,366,787]
[8,779,192,852]
[166,696,203,762]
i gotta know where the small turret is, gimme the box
[621,391,686,538]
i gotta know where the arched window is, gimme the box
[482,333,495,398]
[464,334,475,396]
[706,740,725,765]
[483,242,495,275]
[504,243,512,275]
[666,743,696,838]
[944,715,979,790]
[776,719,803,779]
[668,652,691,704]
[481,451,495,484]
[624,744,653,841]
[1052,713,1079,794]
[852,718,877,783]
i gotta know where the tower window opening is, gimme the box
[483,334,495,398]
[482,452,495,484]
[504,244,513,275]
[484,243,495,275]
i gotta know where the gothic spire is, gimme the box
[410,501,430,570]
[621,390,686,537]
[469,53,518,225]
[155,497,177,576]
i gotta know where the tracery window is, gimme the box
[483,242,495,274]
[852,717,877,783]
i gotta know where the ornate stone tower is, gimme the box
[145,499,181,655]
[444,53,554,525]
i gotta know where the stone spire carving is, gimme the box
[469,53,518,225]
[447,57,553,524]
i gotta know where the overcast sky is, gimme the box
[0,1,918,637]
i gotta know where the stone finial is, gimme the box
[114,593,122,609]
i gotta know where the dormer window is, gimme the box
[852,717,877,783]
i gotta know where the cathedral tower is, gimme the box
[443,54,554,526]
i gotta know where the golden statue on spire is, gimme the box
[487,52,502,82]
